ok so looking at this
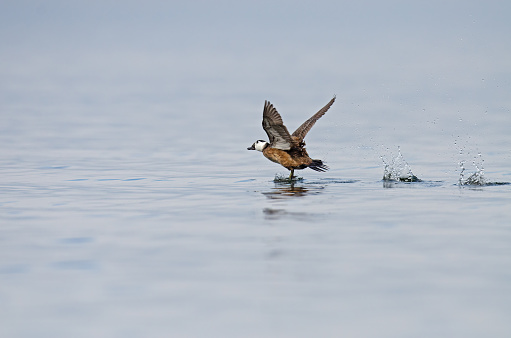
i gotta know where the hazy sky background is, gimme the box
[1,1,510,173]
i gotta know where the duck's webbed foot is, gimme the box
[288,169,295,180]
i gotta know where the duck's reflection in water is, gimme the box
[262,181,325,221]
[262,182,324,200]
[262,207,314,221]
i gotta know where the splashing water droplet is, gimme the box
[382,147,421,182]
[459,153,487,186]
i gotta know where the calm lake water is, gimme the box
[2,1,511,337]
[1,101,510,338]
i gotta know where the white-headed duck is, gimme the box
[248,96,335,179]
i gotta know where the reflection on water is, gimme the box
[263,178,358,199]
[382,180,444,189]
[383,180,415,189]
[263,208,317,221]
[262,183,323,199]
[261,178,361,220]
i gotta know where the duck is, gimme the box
[248,96,336,180]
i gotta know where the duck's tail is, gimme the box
[309,159,329,172]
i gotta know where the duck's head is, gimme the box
[247,140,268,152]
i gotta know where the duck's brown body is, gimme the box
[248,97,335,179]
[262,144,312,171]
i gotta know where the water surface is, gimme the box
[1,1,511,337]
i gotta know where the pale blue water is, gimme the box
[2,1,511,337]
[1,104,510,338]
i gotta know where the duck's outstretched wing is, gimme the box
[292,96,336,142]
[262,100,294,150]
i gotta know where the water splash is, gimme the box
[273,173,303,183]
[381,147,421,182]
[458,153,486,186]
[457,151,510,186]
